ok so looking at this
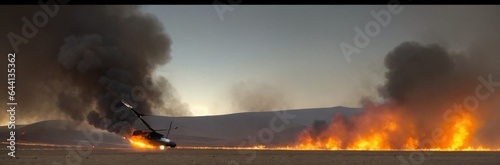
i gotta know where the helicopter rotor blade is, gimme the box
[166,121,173,138]
[154,125,178,132]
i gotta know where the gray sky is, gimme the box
[141,5,499,116]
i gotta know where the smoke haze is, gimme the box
[229,81,290,112]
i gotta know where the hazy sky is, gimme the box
[141,5,499,116]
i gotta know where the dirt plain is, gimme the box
[2,147,500,165]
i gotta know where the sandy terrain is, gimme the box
[2,148,500,165]
[0,107,363,148]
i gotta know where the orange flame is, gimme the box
[289,104,497,151]
[127,136,164,150]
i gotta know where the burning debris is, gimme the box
[294,40,500,150]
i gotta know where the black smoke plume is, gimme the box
[0,5,191,136]
[376,38,500,147]
[297,6,500,148]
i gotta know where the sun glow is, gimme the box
[189,105,211,116]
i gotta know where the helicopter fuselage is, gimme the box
[133,130,177,148]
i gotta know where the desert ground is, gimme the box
[2,147,500,165]
[2,109,500,165]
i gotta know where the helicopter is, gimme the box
[106,87,177,149]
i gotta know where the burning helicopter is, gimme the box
[107,87,177,149]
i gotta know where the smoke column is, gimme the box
[0,5,191,136]
[296,6,500,149]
